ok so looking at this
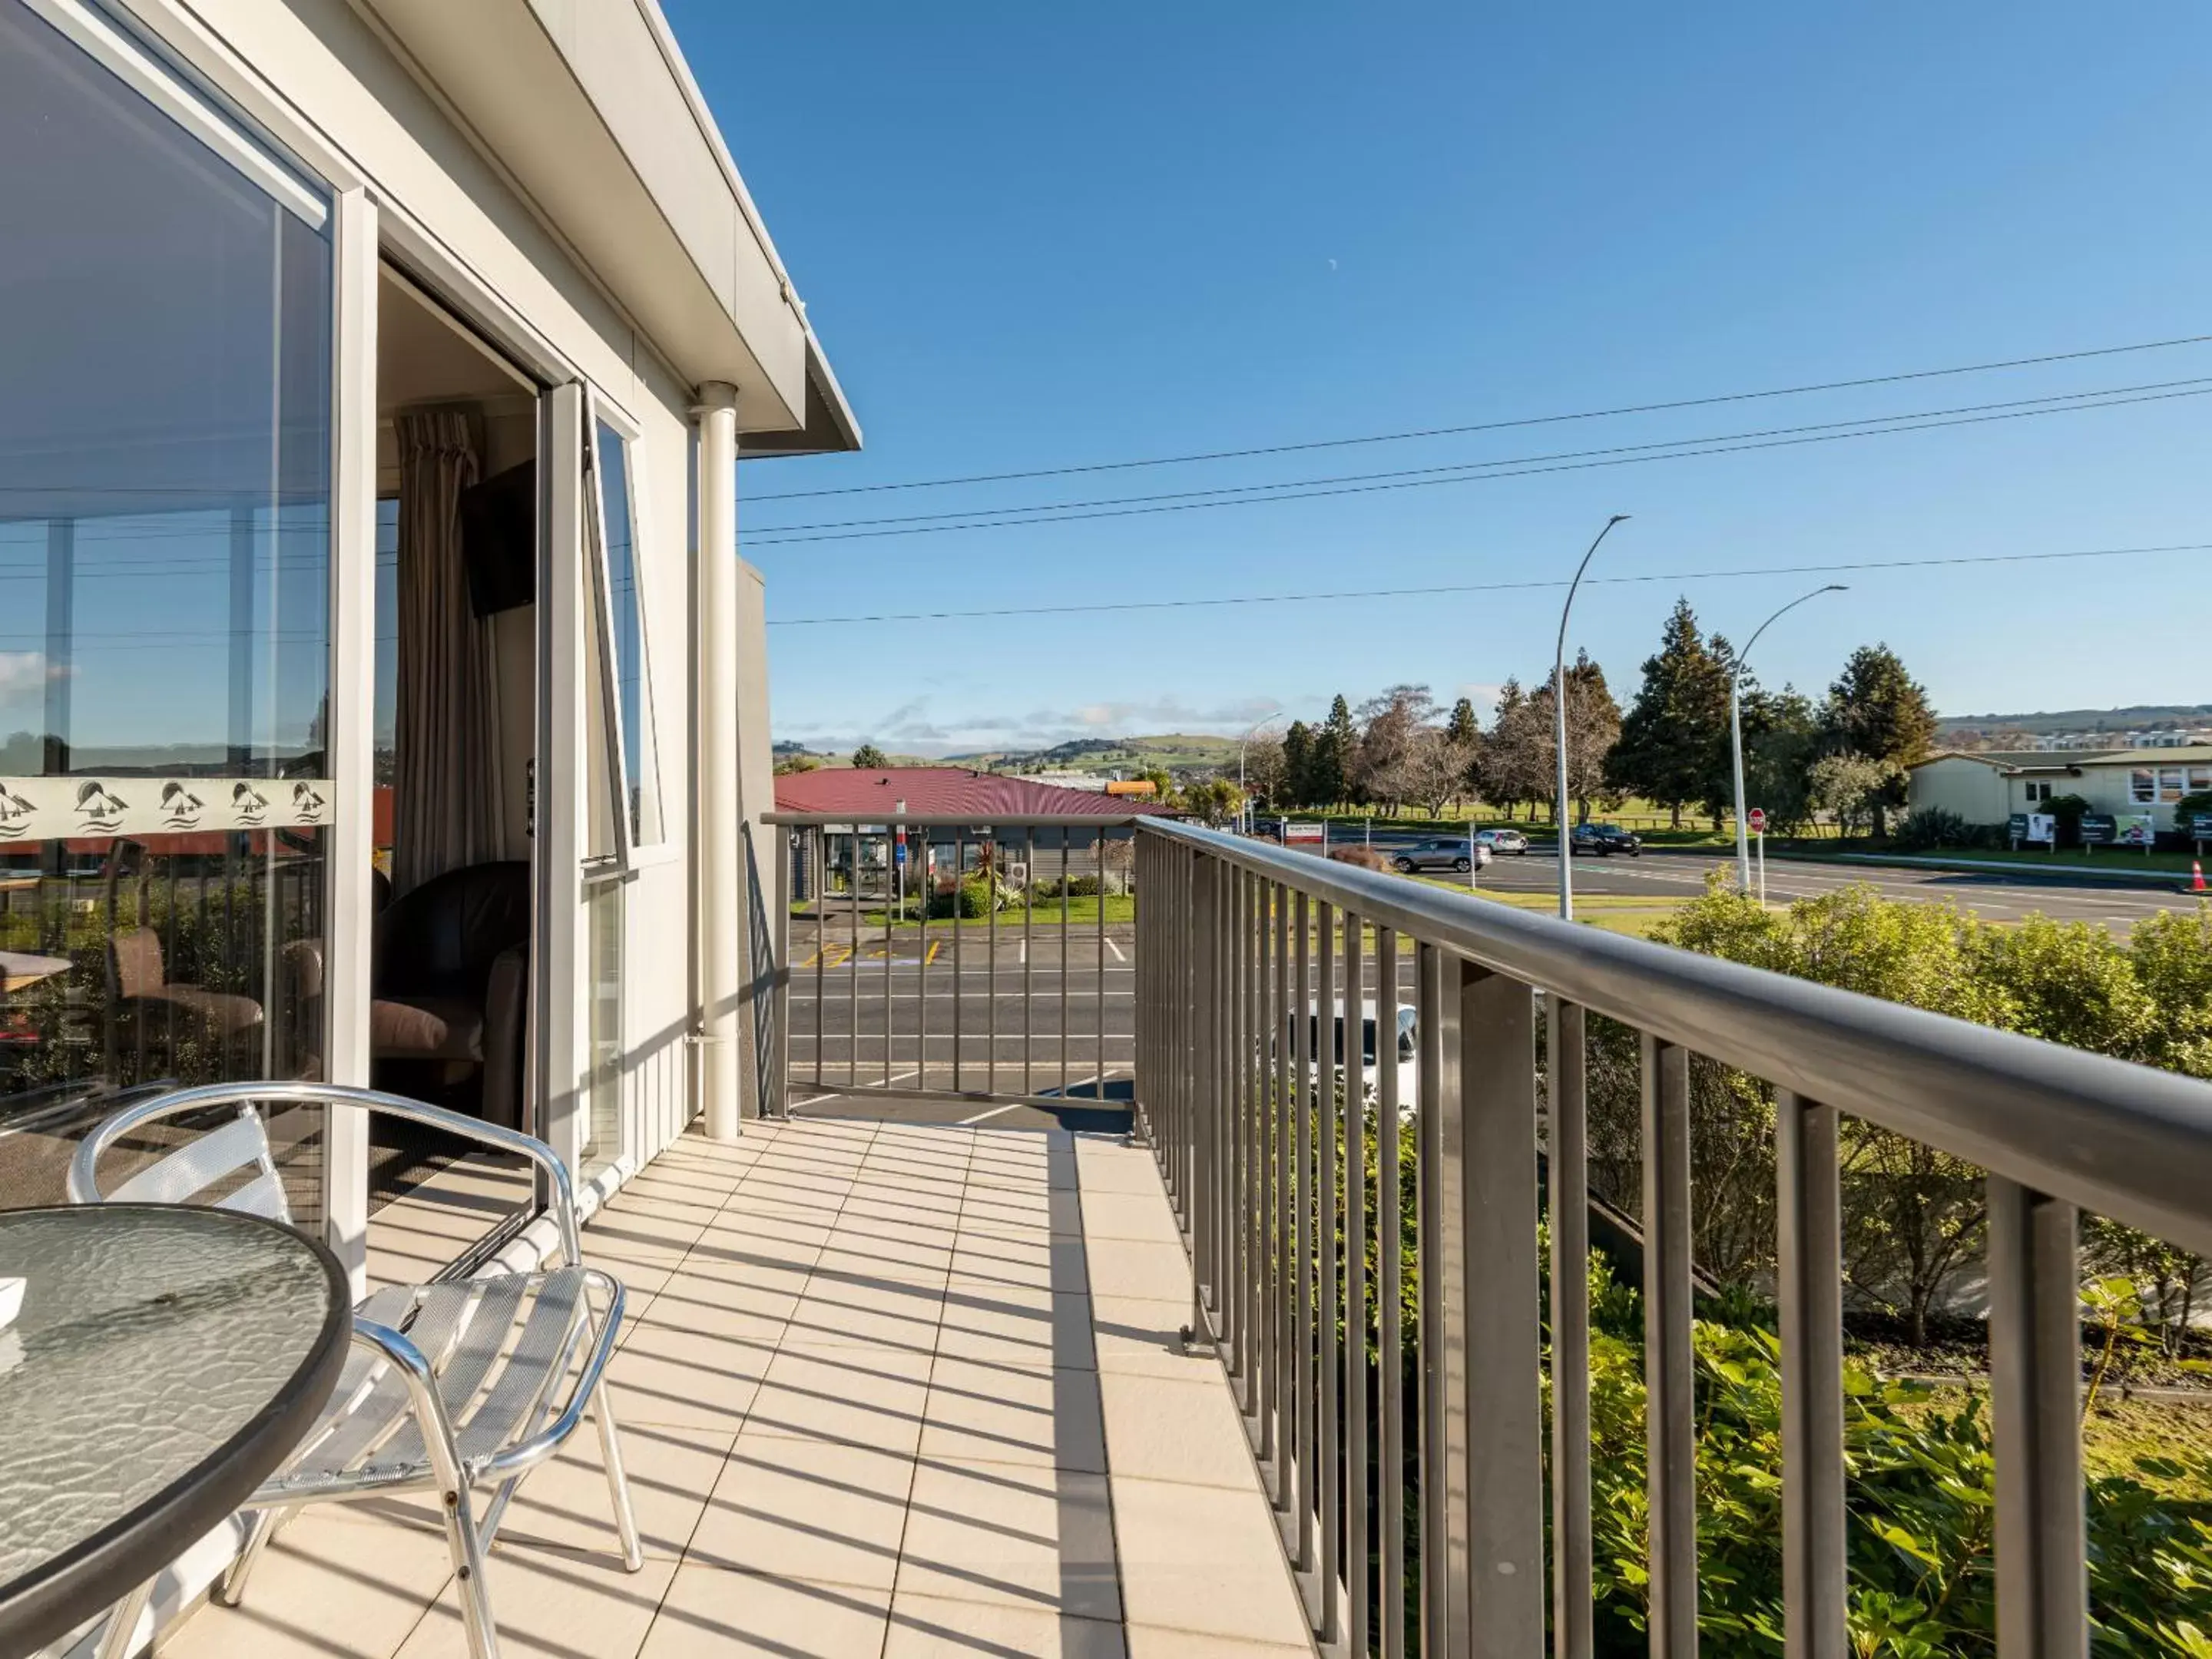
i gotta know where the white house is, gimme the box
[0,0,855,1263]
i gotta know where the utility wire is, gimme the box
[766,541,2212,627]
[750,376,2212,536]
[747,383,2212,548]
[746,331,2212,502]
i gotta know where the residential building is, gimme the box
[1906,747,2212,828]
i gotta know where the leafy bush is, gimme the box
[1328,846,1390,871]
[2045,792,2096,848]
[1895,806,1973,850]
[925,876,997,919]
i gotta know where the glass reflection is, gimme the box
[0,1,333,1214]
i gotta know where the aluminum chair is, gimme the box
[68,1082,643,1659]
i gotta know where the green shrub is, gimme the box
[1895,806,1972,850]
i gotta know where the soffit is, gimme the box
[355,0,816,436]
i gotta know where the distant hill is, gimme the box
[947,733,1241,776]
[1935,704,2212,748]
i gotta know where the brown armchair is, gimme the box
[370,860,530,1129]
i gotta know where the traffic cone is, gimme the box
[2195,859,2207,894]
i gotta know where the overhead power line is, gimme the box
[765,541,2212,627]
[750,376,2212,537]
[746,382,2212,548]
[746,331,2212,502]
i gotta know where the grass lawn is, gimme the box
[1777,841,2204,876]
[1406,873,1690,937]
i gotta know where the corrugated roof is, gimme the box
[773,767,1167,818]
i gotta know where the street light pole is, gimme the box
[1555,515,1631,919]
[1730,584,1847,892]
[1237,709,1284,836]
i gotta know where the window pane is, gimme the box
[581,876,623,1183]
[2160,768,2185,803]
[0,2,332,1213]
[592,420,658,848]
[2131,770,2155,803]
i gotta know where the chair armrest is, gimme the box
[67,1082,583,1267]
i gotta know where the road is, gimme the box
[1459,845,2200,931]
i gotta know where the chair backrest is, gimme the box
[108,925,164,998]
[373,859,529,1001]
[69,1094,293,1223]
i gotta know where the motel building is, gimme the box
[1,1,854,1280]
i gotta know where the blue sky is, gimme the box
[664,3,2212,756]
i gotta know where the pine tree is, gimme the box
[1608,598,1729,829]
[1281,720,1315,806]
[1311,694,1356,807]
[1446,695,1483,803]
[1823,644,1937,836]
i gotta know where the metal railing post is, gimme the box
[1548,998,1591,1659]
[1460,964,1544,1653]
[1777,1091,1846,1659]
[1419,940,1469,1658]
[1641,1034,1698,1657]
[1377,924,1407,1659]
[1988,1177,2088,1658]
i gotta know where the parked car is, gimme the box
[1389,837,1490,874]
[1568,822,1642,857]
[1473,827,1529,855]
[1285,999,1419,1108]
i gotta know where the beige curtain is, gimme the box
[392,409,500,892]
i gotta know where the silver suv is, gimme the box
[1390,838,1491,874]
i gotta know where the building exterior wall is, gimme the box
[74,0,805,1171]
[1905,757,2009,824]
[1911,752,2212,829]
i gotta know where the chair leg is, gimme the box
[93,1577,154,1659]
[214,1508,286,1607]
[592,1382,645,1572]
[438,1482,502,1659]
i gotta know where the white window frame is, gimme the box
[582,392,664,873]
[23,0,326,227]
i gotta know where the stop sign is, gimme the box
[1748,807,1767,833]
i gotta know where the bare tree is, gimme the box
[1354,684,1438,814]
[1402,727,1478,817]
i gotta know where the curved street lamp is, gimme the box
[1555,515,1631,919]
[1730,584,1848,891]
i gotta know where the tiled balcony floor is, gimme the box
[160,1118,1313,1659]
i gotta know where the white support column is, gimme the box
[323,187,378,1298]
[695,383,743,1139]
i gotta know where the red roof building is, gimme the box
[773,767,1167,819]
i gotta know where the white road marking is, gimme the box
[956,1101,1030,1125]
[1105,936,1125,961]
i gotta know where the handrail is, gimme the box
[764,810,1151,829]
[1137,816,2212,1258]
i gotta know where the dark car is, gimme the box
[1391,837,1491,874]
[1568,822,1641,857]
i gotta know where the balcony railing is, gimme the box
[772,809,2212,1656]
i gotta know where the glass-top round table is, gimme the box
[0,1204,349,1655]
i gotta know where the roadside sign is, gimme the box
[2079,814,2118,846]
[2008,813,2029,847]
[2027,813,2057,846]
[1283,821,1326,843]
[1747,807,1766,834]
[2192,812,2212,843]
[2121,815,2156,849]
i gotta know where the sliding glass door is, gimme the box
[0,0,338,1213]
